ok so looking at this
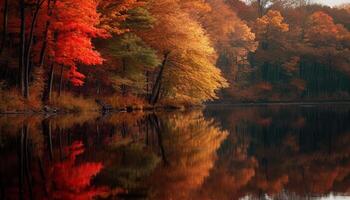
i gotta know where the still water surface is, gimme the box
[0,104,350,199]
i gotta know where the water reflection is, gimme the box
[0,105,350,199]
[203,105,350,199]
[145,112,227,200]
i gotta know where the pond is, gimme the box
[0,104,350,199]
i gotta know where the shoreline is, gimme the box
[0,104,200,115]
[207,100,350,107]
[1,100,350,115]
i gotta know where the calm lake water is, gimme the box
[1,104,350,200]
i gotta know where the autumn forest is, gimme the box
[1,1,350,199]
[0,0,349,113]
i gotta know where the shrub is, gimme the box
[50,92,98,113]
[103,94,146,110]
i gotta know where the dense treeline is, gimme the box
[0,0,349,112]
[222,0,350,101]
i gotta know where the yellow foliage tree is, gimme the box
[141,0,228,105]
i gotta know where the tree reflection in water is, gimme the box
[199,105,350,199]
[0,106,350,199]
[146,111,228,200]
[47,141,108,200]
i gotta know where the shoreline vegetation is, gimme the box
[1,94,350,115]
[0,90,204,114]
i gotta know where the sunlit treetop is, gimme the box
[256,10,289,35]
[305,11,350,47]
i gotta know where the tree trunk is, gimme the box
[24,0,45,99]
[257,0,263,17]
[38,0,55,68]
[19,0,26,97]
[0,0,8,54]
[121,58,127,96]
[58,65,64,97]
[149,52,170,105]
[43,63,55,102]
[48,63,55,101]
[153,81,162,104]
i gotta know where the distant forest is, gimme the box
[220,0,350,102]
[0,0,349,112]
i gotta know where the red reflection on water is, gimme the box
[45,141,109,200]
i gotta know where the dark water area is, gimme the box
[0,105,350,200]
